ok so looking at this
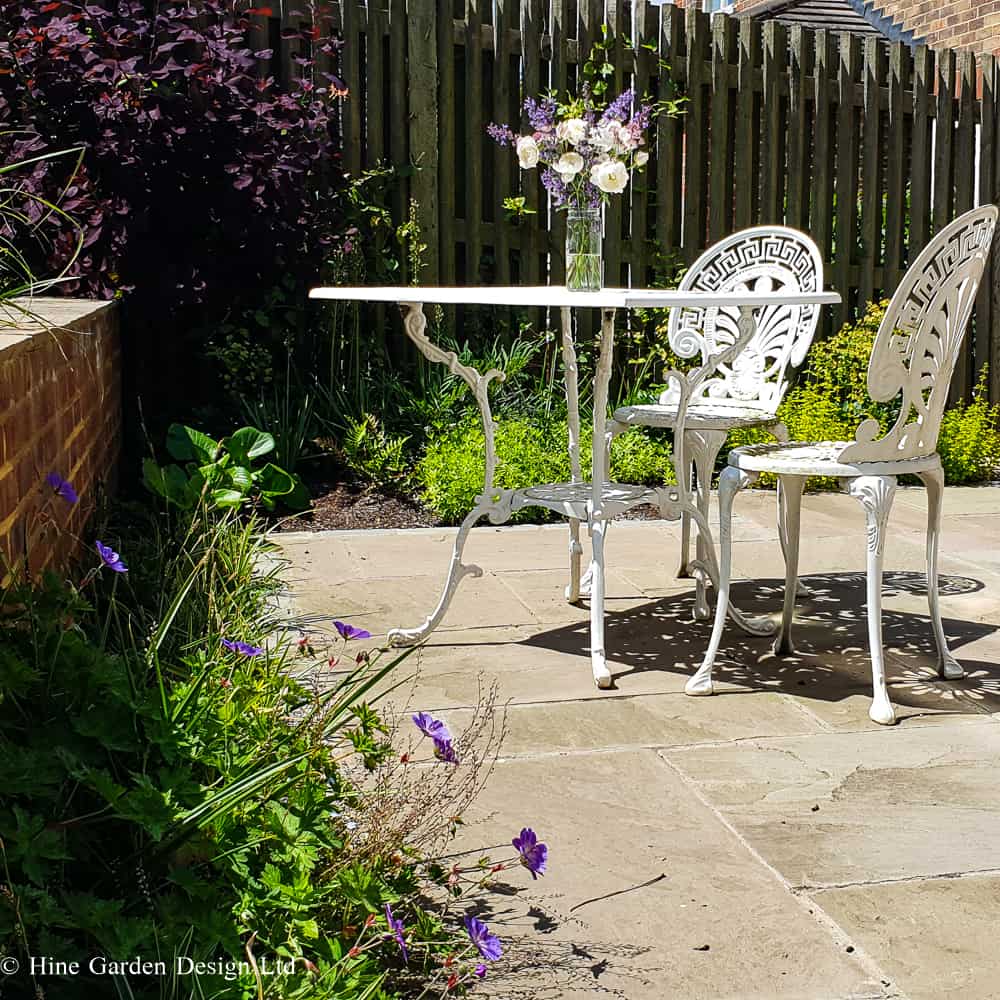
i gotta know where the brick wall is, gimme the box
[871,1,999,54]
[0,299,121,579]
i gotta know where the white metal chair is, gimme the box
[603,226,824,617]
[689,205,998,725]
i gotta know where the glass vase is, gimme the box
[565,206,603,292]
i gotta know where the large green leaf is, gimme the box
[166,424,219,463]
[224,426,274,465]
[256,463,295,498]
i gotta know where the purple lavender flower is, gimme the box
[385,903,407,963]
[487,122,516,147]
[221,638,264,657]
[433,737,459,764]
[540,167,568,207]
[464,916,502,962]
[601,87,635,124]
[46,472,78,504]
[334,620,371,641]
[523,95,557,132]
[95,540,127,573]
[512,827,548,879]
[412,712,451,742]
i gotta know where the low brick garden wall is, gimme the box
[0,298,121,577]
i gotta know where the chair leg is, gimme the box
[565,517,584,603]
[685,466,751,697]
[774,475,805,656]
[677,462,695,579]
[917,465,964,680]
[687,430,727,620]
[847,475,898,726]
[588,518,612,689]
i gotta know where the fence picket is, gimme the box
[980,55,998,401]
[834,32,861,330]
[708,14,734,242]
[761,20,786,225]
[858,36,883,311]
[682,7,710,261]
[785,26,808,231]
[884,41,906,289]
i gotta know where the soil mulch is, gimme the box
[273,479,441,532]
[275,475,668,533]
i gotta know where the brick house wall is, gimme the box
[873,1,1000,55]
[0,299,121,579]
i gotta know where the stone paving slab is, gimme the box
[459,752,888,1000]
[815,874,1000,1000]
[273,485,1000,999]
[663,723,1000,888]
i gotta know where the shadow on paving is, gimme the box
[515,571,1000,718]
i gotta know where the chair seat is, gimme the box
[730,440,941,478]
[614,401,779,431]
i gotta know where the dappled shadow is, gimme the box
[520,572,1000,718]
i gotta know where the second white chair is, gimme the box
[606,226,824,617]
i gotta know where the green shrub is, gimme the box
[938,373,1000,484]
[1,482,527,997]
[418,416,675,524]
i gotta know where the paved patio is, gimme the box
[275,486,1000,1000]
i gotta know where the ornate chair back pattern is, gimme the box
[840,205,998,465]
[662,227,824,411]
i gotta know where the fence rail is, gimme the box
[286,2,1000,403]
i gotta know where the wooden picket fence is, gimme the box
[283,1,1000,403]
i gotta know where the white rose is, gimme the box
[590,159,629,194]
[554,151,584,177]
[635,150,649,167]
[589,125,615,153]
[615,125,634,149]
[560,117,588,144]
[516,135,539,169]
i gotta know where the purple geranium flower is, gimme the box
[512,827,547,879]
[334,620,371,641]
[464,916,502,962]
[433,737,459,764]
[46,472,78,504]
[385,903,407,963]
[95,540,127,573]
[474,963,487,978]
[412,711,450,742]
[221,638,263,657]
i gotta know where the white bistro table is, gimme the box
[309,285,841,689]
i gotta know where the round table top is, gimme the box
[308,285,842,309]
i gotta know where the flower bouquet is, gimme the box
[489,88,654,291]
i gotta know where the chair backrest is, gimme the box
[839,204,998,465]
[661,226,824,412]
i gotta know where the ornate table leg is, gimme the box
[387,303,507,647]
[560,306,586,604]
[587,307,617,688]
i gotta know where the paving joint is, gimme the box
[652,749,908,1000]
